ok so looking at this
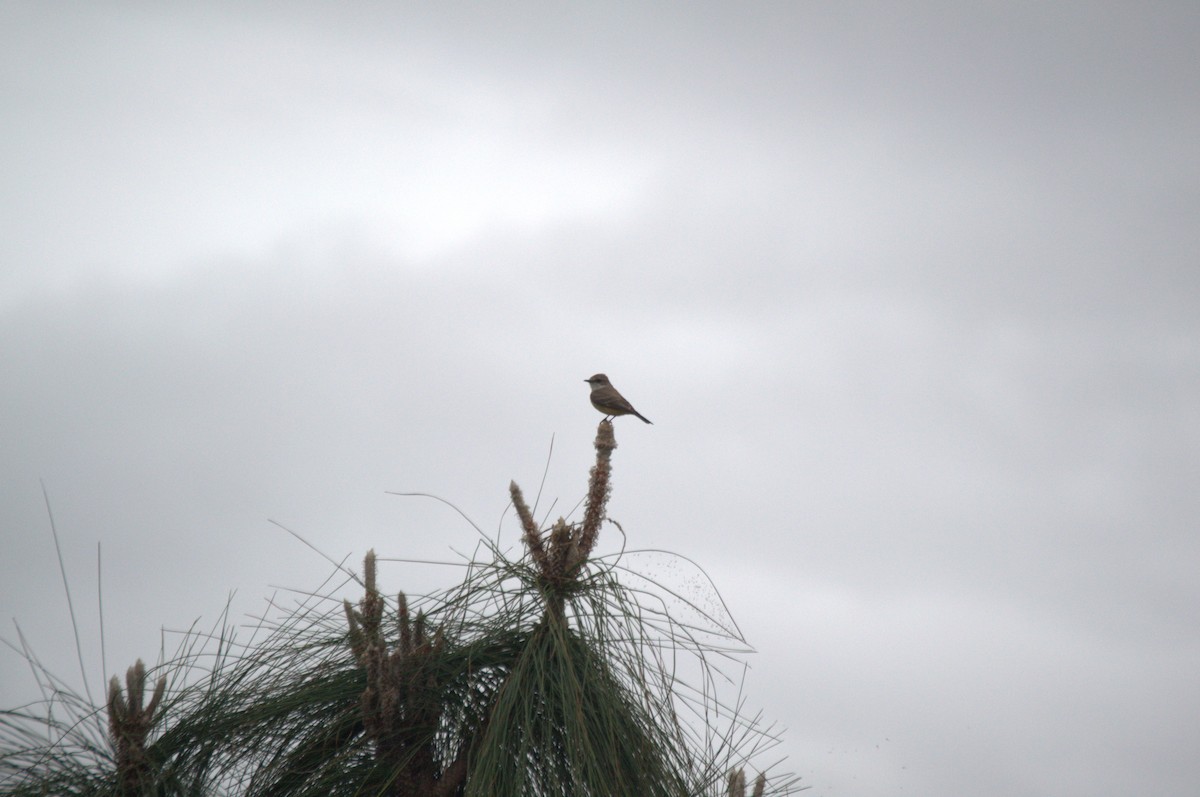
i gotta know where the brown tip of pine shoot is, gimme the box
[107,675,124,729]
[728,768,746,797]
[344,599,368,665]
[546,518,573,577]
[395,591,410,655]
[511,481,550,570]
[107,658,168,792]
[578,417,616,559]
[364,549,377,594]
[145,674,166,724]
[125,659,146,715]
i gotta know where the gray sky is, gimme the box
[3,3,1198,795]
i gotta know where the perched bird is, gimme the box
[585,373,652,424]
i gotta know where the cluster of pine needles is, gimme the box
[1,420,799,795]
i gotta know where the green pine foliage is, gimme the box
[2,421,798,796]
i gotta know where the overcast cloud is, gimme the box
[3,4,1198,795]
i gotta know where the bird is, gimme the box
[585,373,652,424]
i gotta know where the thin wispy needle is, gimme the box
[268,518,364,587]
[40,480,97,712]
